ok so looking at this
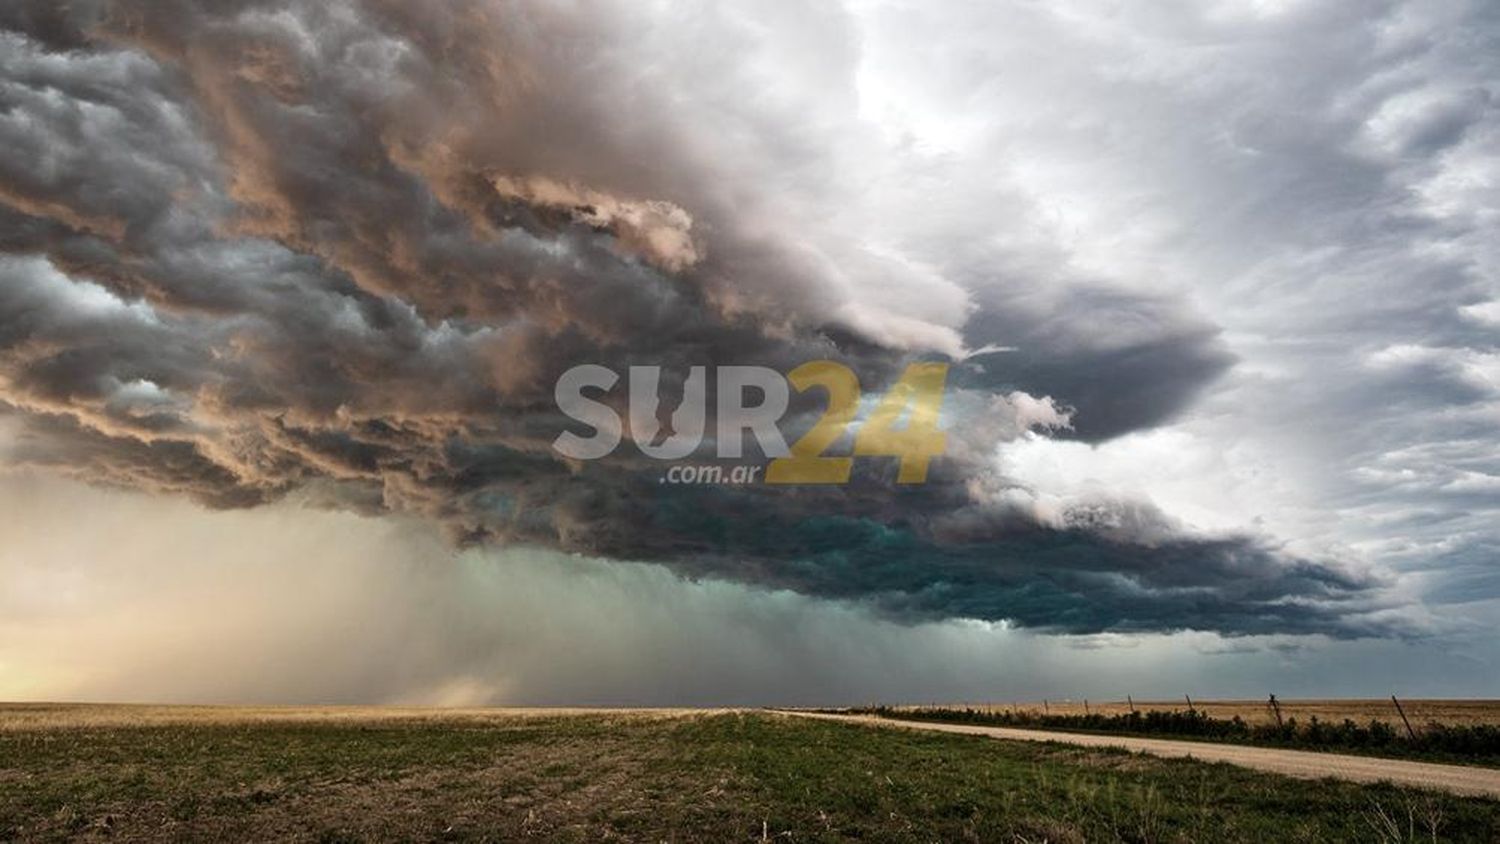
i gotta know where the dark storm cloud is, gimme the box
[592,484,1390,637]
[961,286,1236,442]
[0,0,1405,636]
[0,2,102,51]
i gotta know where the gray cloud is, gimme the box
[5,475,1493,707]
[4,0,1478,642]
[961,286,1236,442]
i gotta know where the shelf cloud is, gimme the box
[3,0,1495,653]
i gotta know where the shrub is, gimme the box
[831,706,1500,763]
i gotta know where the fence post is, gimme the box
[1392,695,1417,741]
[1128,695,1136,714]
[1269,693,1283,727]
[1185,694,1195,715]
[1044,699,1049,715]
[1084,699,1090,716]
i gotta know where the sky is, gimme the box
[0,0,1497,705]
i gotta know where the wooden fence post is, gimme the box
[1392,695,1417,741]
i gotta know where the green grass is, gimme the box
[2,710,1497,842]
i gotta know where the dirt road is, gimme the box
[778,710,1500,799]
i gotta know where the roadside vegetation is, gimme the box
[839,706,1500,767]
[3,706,1499,842]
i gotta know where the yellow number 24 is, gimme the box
[765,361,948,485]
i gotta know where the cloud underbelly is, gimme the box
[0,0,1422,639]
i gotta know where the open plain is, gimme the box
[4,704,1500,842]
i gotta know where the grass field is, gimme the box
[3,705,1500,842]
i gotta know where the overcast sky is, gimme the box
[1,0,1497,705]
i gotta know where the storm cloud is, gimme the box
[3,0,1492,642]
